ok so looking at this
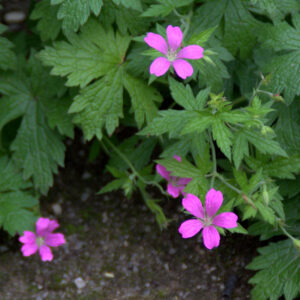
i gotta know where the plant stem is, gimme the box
[209,133,217,188]
[102,136,169,197]
[278,221,296,241]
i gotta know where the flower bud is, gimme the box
[293,239,300,251]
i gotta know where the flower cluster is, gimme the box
[144,25,204,79]
[19,217,65,261]
[156,155,191,198]
[156,157,238,250]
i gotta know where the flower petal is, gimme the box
[205,188,223,217]
[177,177,192,186]
[177,45,204,59]
[166,25,183,51]
[45,233,66,247]
[36,217,50,237]
[178,219,203,238]
[21,243,38,257]
[182,194,205,218]
[167,183,180,198]
[213,212,238,229]
[150,57,171,77]
[19,231,36,244]
[144,32,168,55]
[39,245,53,262]
[202,226,220,250]
[173,155,181,162]
[156,164,170,181]
[48,220,59,232]
[172,59,193,79]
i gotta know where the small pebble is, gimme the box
[74,277,86,289]
[104,272,115,279]
[4,11,26,24]
[51,203,62,216]
[81,192,90,202]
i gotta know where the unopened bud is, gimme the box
[293,239,300,251]
[263,186,269,206]
[272,93,285,102]
[261,126,273,136]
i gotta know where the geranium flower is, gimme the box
[178,189,238,249]
[19,217,66,261]
[156,155,191,198]
[144,25,204,79]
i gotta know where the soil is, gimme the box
[0,133,260,300]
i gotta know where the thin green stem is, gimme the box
[278,221,296,241]
[102,136,169,197]
[209,133,217,189]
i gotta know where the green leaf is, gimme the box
[98,178,127,194]
[243,129,287,157]
[30,0,62,41]
[145,198,168,229]
[0,54,67,194]
[69,67,124,140]
[156,157,202,178]
[11,101,65,194]
[139,110,193,138]
[275,102,300,154]
[0,191,38,235]
[256,202,276,225]
[142,0,193,17]
[51,0,103,33]
[263,50,300,104]
[0,29,16,70]
[112,0,142,11]
[181,112,213,135]
[38,19,131,88]
[247,240,300,300]
[123,73,160,128]
[212,118,233,160]
[232,131,249,169]
[43,96,74,138]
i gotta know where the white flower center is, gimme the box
[166,50,177,62]
[36,236,44,247]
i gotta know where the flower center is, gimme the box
[166,50,177,62]
[170,176,181,187]
[36,236,44,247]
[202,216,212,227]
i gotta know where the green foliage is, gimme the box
[247,240,300,300]
[1,1,300,297]
[30,0,62,41]
[0,24,16,70]
[51,0,103,33]
[0,156,38,235]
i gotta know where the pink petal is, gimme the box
[166,25,183,51]
[178,219,203,238]
[39,245,53,262]
[205,188,223,218]
[36,217,50,237]
[47,220,60,232]
[172,59,193,79]
[177,177,192,186]
[150,57,171,77]
[177,45,204,59]
[156,164,170,181]
[19,231,36,244]
[167,183,180,198]
[45,233,66,247]
[21,243,38,257]
[202,226,220,250]
[182,194,205,218]
[213,212,238,229]
[144,32,168,55]
[173,155,182,162]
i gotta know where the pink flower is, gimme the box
[156,155,192,198]
[19,217,66,261]
[178,189,238,250]
[144,25,204,79]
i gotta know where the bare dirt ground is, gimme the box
[0,134,260,300]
